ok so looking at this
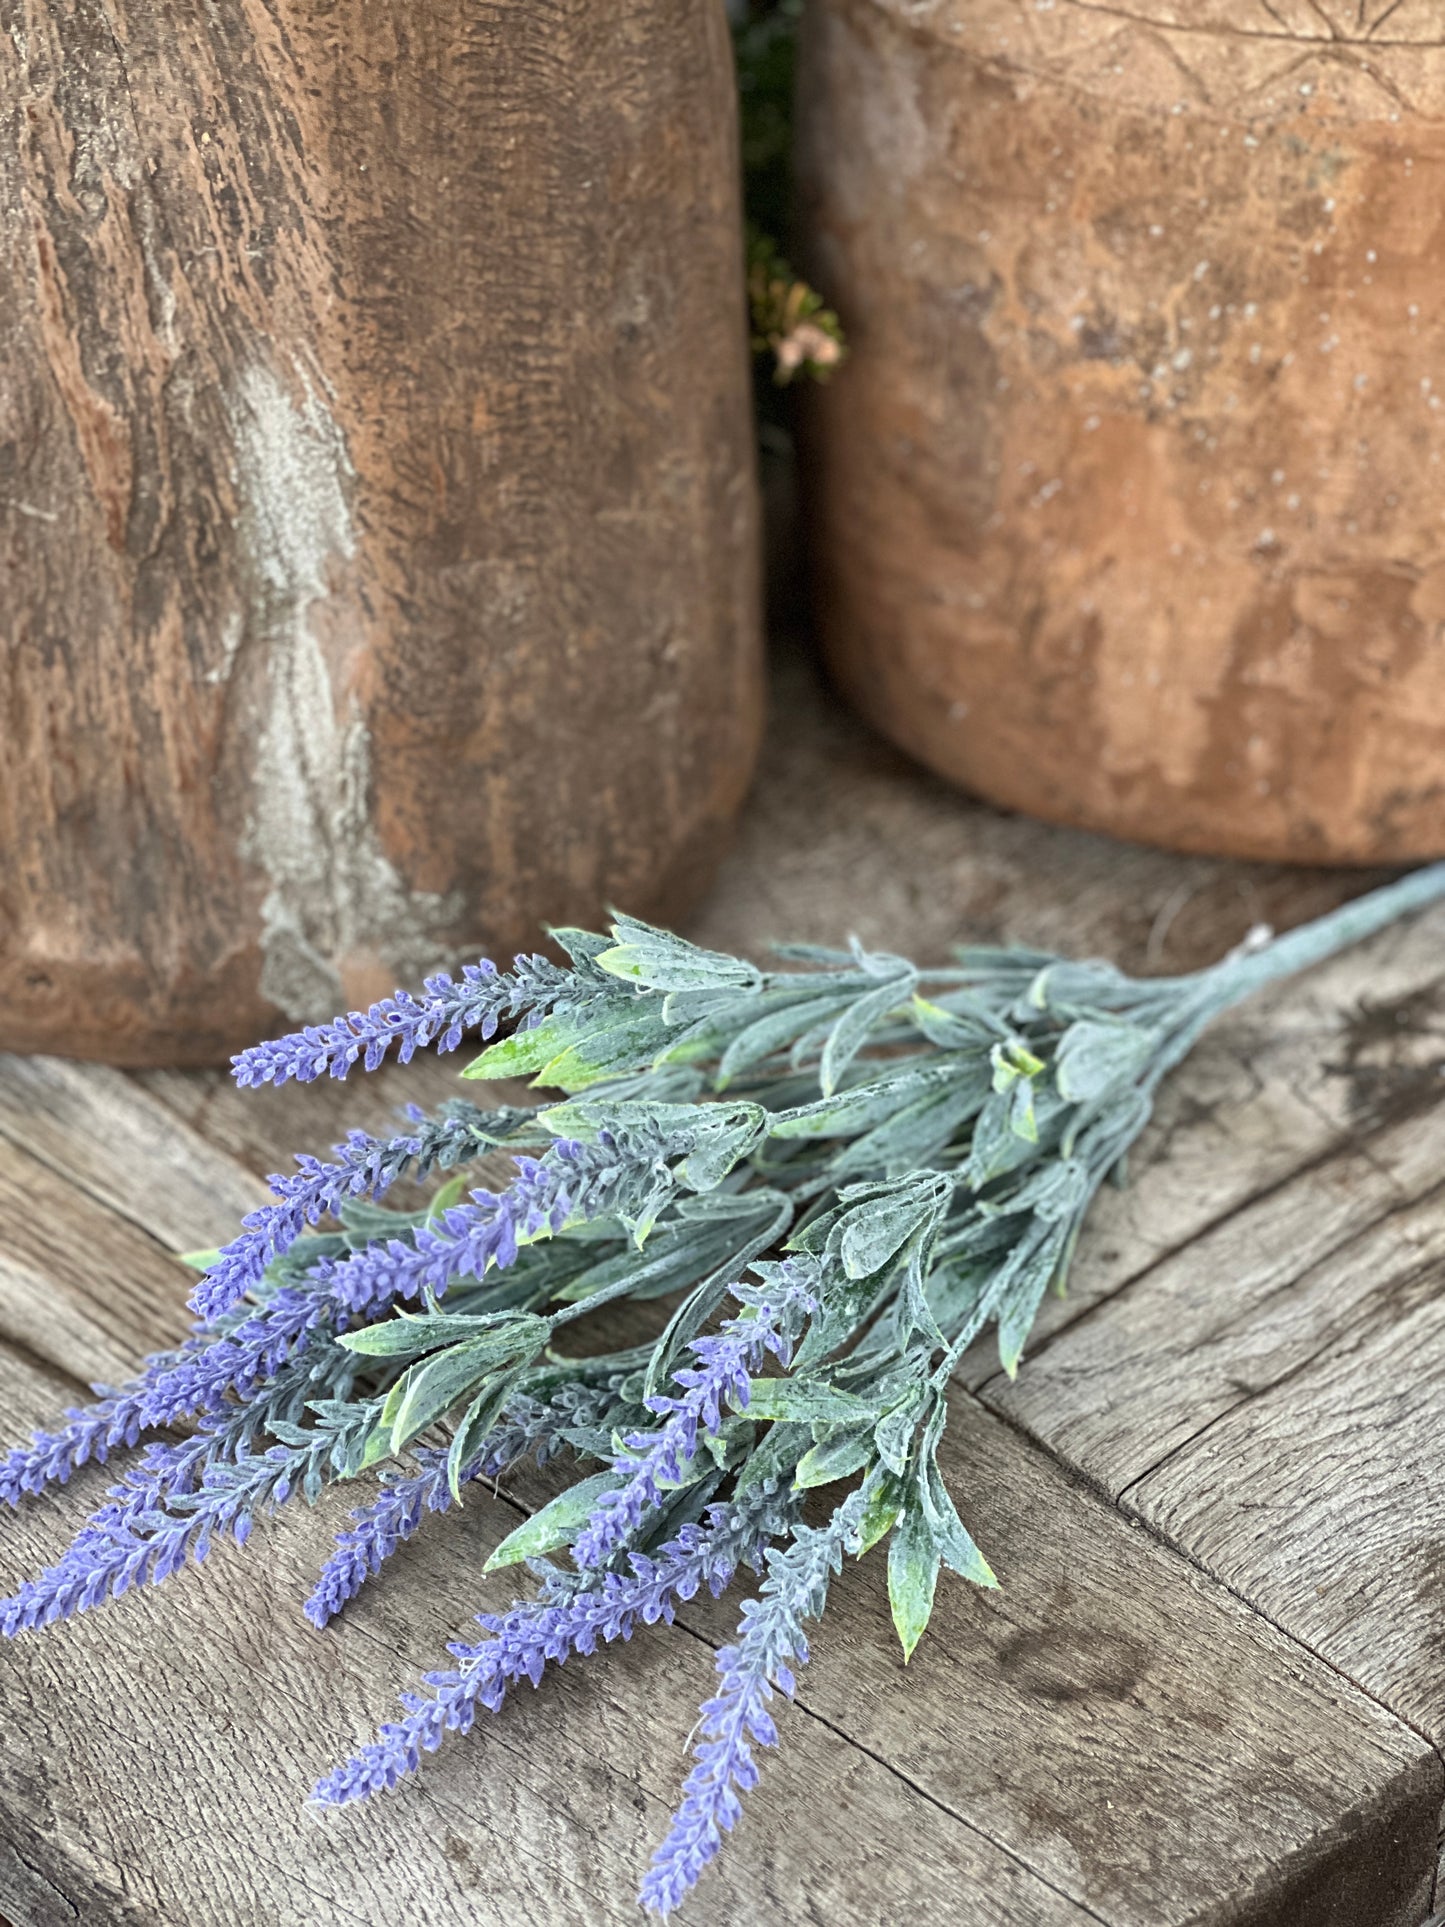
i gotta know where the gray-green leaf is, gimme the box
[887,1489,941,1661]
[1054,1019,1156,1106]
[386,1320,550,1451]
[821,976,915,1097]
[742,1377,876,1425]
[341,1308,548,1361]
[920,1461,997,1588]
[483,1471,624,1571]
[794,1428,876,1489]
[446,1365,529,1499]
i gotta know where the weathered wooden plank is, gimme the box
[0,1138,187,1395]
[956,974,1445,1903]
[987,1097,1445,1488]
[1125,1257,1445,1750]
[0,1056,267,1256]
[0,1346,1090,1927]
[671,1391,1439,1927]
[0,1107,1437,1924]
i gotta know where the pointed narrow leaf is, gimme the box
[820,977,914,1097]
[837,1195,927,1282]
[595,920,761,993]
[463,1014,585,1081]
[483,1471,624,1570]
[887,1492,941,1661]
[741,1378,876,1425]
[996,1243,1060,1378]
[734,1421,814,1497]
[388,1321,549,1451]
[677,1104,767,1191]
[447,1366,528,1499]
[922,1462,997,1588]
[874,1398,923,1477]
[340,1309,548,1361]
[768,1065,952,1141]
[530,1011,676,1091]
[358,1422,396,1471]
[795,1428,875,1489]
[909,995,1001,1051]
[716,990,858,1086]
[855,1469,904,1555]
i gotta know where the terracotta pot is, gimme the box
[795,0,1445,864]
[0,1,761,1065]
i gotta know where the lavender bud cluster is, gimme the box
[232,955,574,1089]
[573,1259,819,1570]
[191,1105,508,1322]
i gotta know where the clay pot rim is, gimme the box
[858,0,1445,55]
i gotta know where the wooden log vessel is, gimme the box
[0,1,761,1065]
[795,0,1445,864]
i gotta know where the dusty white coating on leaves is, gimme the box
[228,358,464,1022]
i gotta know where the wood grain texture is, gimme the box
[1,1068,1437,1925]
[987,1080,1445,1482]
[7,655,1445,1922]
[795,0,1445,863]
[1126,1277,1445,1745]
[0,0,762,1066]
[679,1393,1439,1927]
[0,1055,268,1252]
[0,1357,1099,1927]
[958,916,1445,1793]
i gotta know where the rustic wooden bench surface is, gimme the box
[5,646,1445,1927]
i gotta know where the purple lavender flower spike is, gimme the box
[231,954,573,1090]
[1,1384,374,1637]
[321,1124,684,1316]
[190,1108,506,1323]
[639,1491,863,1919]
[313,1483,798,1808]
[320,1151,577,1315]
[305,1452,455,1630]
[573,1259,819,1571]
[0,1439,304,1635]
[0,1343,199,1508]
[137,1290,327,1429]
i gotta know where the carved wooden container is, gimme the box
[796,0,1445,863]
[0,2,761,1064]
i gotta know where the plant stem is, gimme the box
[1151,862,1445,1078]
[1202,863,1445,1006]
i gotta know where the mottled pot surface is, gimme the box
[0,1,761,1064]
[797,0,1445,864]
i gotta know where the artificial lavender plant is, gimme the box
[5,872,1445,1913]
